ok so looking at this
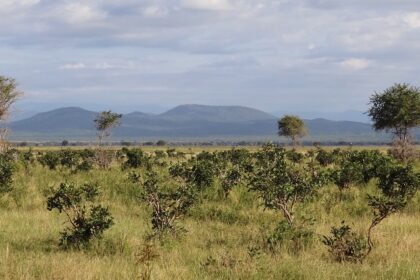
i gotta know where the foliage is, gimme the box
[0,76,22,121]
[141,171,197,235]
[46,182,114,249]
[267,219,314,253]
[249,144,325,226]
[38,151,61,170]
[366,164,419,254]
[368,83,420,161]
[94,110,122,148]
[0,153,15,193]
[278,115,307,146]
[322,222,368,263]
[122,148,149,169]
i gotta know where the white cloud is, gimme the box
[60,63,86,70]
[403,13,420,28]
[340,58,371,70]
[181,0,232,11]
[61,3,107,24]
[143,5,169,18]
[0,0,39,14]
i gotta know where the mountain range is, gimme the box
[6,104,406,142]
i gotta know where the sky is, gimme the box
[1,0,420,116]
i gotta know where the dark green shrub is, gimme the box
[221,168,241,197]
[59,149,81,170]
[322,222,367,263]
[366,164,419,255]
[141,171,196,235]
[0,153,15,193]
[249,144,325,226]
[38,151,60,170]
[122,148,148,169]
[46,182,114,249]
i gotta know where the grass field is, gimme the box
[0,146,419,279]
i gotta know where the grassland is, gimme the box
[0,146,419,280]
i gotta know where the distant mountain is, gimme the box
[273,110,370,123]
[10,107,97,132]
[159,104,275,122]
[6,105,403,142]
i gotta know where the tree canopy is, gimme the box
[278,115,307,146]
[368,83,420,135]
[0,76,22,121]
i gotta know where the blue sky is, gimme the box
[1,0,419,116]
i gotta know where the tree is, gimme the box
[0,76,22,152]
[278,115,307,147]
[94,111,122,169]
[47,182,114,249]
[368,83,420,161]
[94,110,122,145]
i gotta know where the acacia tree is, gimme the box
[94,111,122,168]
[368,83,420,161]
[0,76,22,152]
[94,110,122,146]
[278,115,307,147]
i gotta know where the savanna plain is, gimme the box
[0,145,419,280]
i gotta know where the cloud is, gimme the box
[403,13,420,28]
[1,0,420,114]
[59,3,107,24]
[180,0,233,11]
[0,0,40,13]
[340,58,371,70]
[60,63,86,70]
[142,5,169,18]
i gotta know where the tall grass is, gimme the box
[0,148,418,279]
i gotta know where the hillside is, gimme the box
[5,105,399,142]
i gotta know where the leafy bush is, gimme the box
[0,153,15,193]
[249,144,325,226]
[122,148,148,169]
[141,171,196,235]
[323,222,367,263]
[46,182,114,249]
[38,151,60,170]
[366,164,419,255]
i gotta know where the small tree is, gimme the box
[141,171,196,236]
[0,76,23,152]
[368,83,420,161]
[47,182,114,249]
[278,115,307,147]
[94,111,122,168]
[249,144,325,226]
[94,110,122,146]
[365,164,419,256]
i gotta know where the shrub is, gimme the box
[366,164,419,255]
[59,149,81,170]
[249,144,325,226]
[141,171,196,235]
[38,151,60,170]
[322,222,367,263]
[0,153,15,194]
[267,219,314,253]
[122,148,147,169]
[46,182,114,249]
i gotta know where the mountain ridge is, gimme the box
[5,105,404,142]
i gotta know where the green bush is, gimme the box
[46,182,114,249]
[322,222,367,263]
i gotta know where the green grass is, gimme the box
[0,147,419,279]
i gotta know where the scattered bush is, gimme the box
[46,182,114,249]
[322,222,367,263]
